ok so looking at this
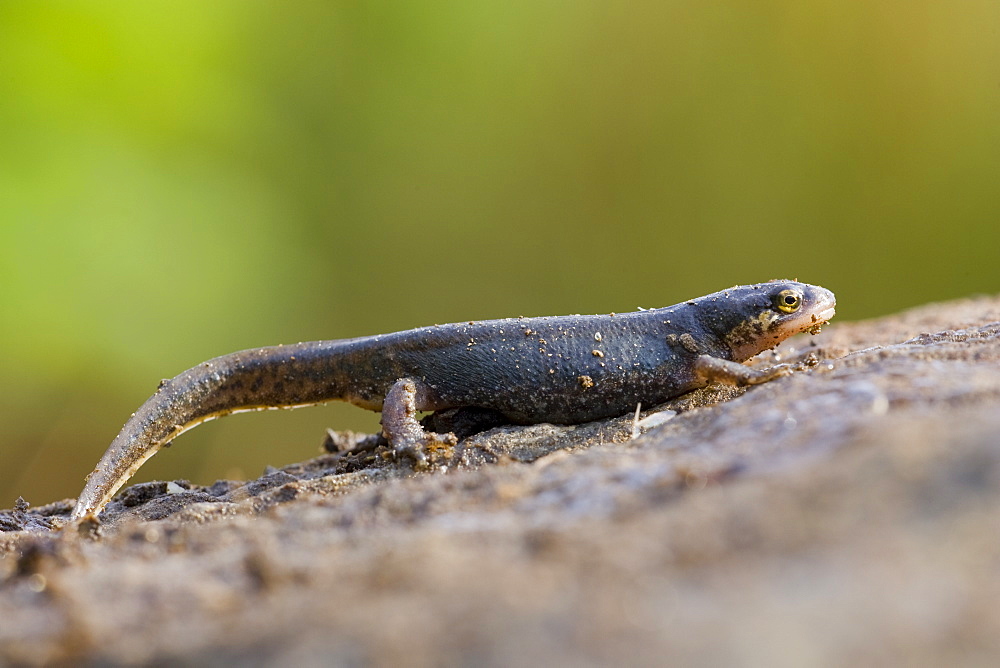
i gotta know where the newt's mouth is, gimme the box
[814,306,836,324]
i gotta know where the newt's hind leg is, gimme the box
[381,378,458,469]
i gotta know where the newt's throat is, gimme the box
[724,311,780,361]
[724,304,834,362]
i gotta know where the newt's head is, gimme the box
[701,281,836,362]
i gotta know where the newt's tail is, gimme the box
[71,341,359,520]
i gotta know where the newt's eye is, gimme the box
[774,289,802,313]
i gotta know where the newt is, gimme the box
[71,280,835,519]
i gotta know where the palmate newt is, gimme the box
[71,280,835,519]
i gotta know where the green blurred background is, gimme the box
[1,1,997,507]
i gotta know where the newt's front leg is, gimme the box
[694,355,793,387]
[381,378,458,468]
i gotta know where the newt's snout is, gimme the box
[808,288,837,325]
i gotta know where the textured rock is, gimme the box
[2,295,1000,666]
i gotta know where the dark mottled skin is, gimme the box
[72,281,835,519]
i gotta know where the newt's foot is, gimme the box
[390,430,458,470]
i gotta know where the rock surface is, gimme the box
[3,296,1000,665]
